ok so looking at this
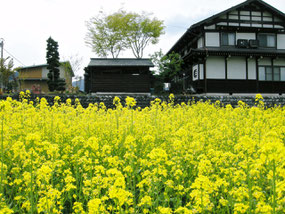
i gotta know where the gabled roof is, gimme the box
[18,63,48,70]
[191,0,285,29]
[167,0,285,54]
[88,58,154,67]
[18,61,74,77]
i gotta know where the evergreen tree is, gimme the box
[46,37,65,92]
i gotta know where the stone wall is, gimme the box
[1,94,285,108]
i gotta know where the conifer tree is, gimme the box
[46,37,65,91]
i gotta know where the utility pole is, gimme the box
[0,38,3,60]
[0,39,3,91]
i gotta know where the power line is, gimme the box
[167,25,188,30]
[3,48,26,67]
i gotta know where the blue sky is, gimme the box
[1,0,284,76]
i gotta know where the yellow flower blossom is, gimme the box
[0,95,283,213]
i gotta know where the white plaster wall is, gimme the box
[259,58,271,66]
[240,11,250,15]
[252,11,261,16]
[227,57,246,79]
[204,25,215,30]
[240,23,251,27]
[248,59,256,79]
[42,66,66,79]
[263,24,273,28]
[229,23,239,26]
[199,64,204,79]
[236,33,256,41]
[217,22,227,26]
[275,25,284,29]
[205,32,220,47]
[263,17,272,22]
[240,16,250,21]
[59,67,65,79]
[277,34,285,49]
[273,58,285,66]
[206,57,225,79]
[252,24,262,28]
[198,37,204,48]
[229,15,238,20]
[252,16,261,21]
[42,67,49,79]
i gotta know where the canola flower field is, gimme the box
[0,92,284,213]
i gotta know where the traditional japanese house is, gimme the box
[168,0,285,94]
[84,58,153,93]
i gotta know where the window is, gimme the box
[258,34,276,48]
[259,66,285,81]
[273,67,280,81]
[221,32,235,46]
[265,67,272,81]
[259,67,266,80]
[259,66,272,81]
[281,67,285,81]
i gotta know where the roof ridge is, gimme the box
[89,58,151,60]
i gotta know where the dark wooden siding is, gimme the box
[259,81,285,93]
[207,80,258,93]
[87,66,151,93]
[91,73,150,92]
[193,79,285,93]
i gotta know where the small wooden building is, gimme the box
[84,58,153,93]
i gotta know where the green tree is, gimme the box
[85,11,128,58]
[126,12,165,58]
[85,10,165,58]
[0,57,18,92]
[46,37,65,92]
[150,50,183,82]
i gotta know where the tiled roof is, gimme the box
[88,58,154,67]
